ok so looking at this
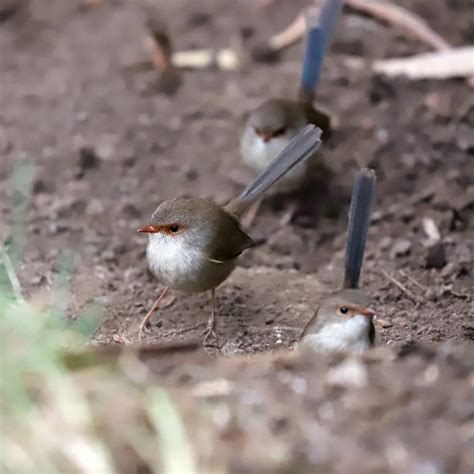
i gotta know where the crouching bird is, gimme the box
[300,168,377,353]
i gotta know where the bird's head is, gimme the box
[248,100,288,143]
[137,198,218,249]
[318,288,375,325]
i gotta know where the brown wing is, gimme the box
[205,209,254,263]
[300,308,321,339]
[296,89,332,137]
[303,104,332,138]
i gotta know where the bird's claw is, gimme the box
[138,321,151,340]
[203,323,217,344]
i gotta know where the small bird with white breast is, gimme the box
[136,125,322,341]
[241,0,344,195]
[299,168,376,354]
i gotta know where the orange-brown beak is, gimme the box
[360,307,376,318]
[257,131,274,143]
[137,224,160,233]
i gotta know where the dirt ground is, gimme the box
[1,0,473,471]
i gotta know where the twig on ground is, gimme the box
[172,49,239,71]
[381,270,419,303]
[125,49,239,73]
[346,0,451,51]
[447,290,470,300]
[373,47,474,80]
[262,0,451,54]
[161,323,206,339]
[268,10,306,51]
[399,270,427,293]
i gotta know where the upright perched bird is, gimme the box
[137,125,322,341]
[240,0,344,192]
[300,168,376,353]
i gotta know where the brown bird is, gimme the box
[137,125,322,341]
[240,1,345,194]
[300,168,376,353]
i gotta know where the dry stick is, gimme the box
[373,47,474,80]
[266,0,451,54]
[268,11,306,51]
[172,49,239,71]
[97,339,201,357]
[399,270,427,292]
[381,270,419,304]
[346,0,451,51]
[347,1,474,86]
[161,323,206,339]
[446,289,470,300]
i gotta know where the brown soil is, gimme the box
[1,0,473,471]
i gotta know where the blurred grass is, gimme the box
[0,161,205,473]
[0,160,34,299]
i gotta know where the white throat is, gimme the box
[146,233,236,293]
[301,315,372,354]
[240,127,310,190]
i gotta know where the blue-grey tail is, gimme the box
[343,168,376,289]
[227,125,322,215]
[299,0,345,96]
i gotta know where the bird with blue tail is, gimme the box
[240,0,345,224]
[300,168,377,354]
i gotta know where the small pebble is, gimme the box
[390,239,412,259]
[379,236,392,251]
[376,318,392,328]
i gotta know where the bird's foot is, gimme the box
[138,320,151,340]
[203,321,217,344]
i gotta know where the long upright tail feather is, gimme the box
[226,125,322,216]
[343,168,376,289]
[299,0,345,99]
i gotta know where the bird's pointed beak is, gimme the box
[360,307,376,318]
[137,224,160,233]
[257,131,273,143]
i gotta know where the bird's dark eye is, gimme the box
[273,127,286,137]
[339,306,349,314]
[169,224,179,233]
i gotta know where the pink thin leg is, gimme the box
[203,288,217,343]
[139,287,170,339]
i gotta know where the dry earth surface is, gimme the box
[1,0,473,472]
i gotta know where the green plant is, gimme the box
[0,161,200,473]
